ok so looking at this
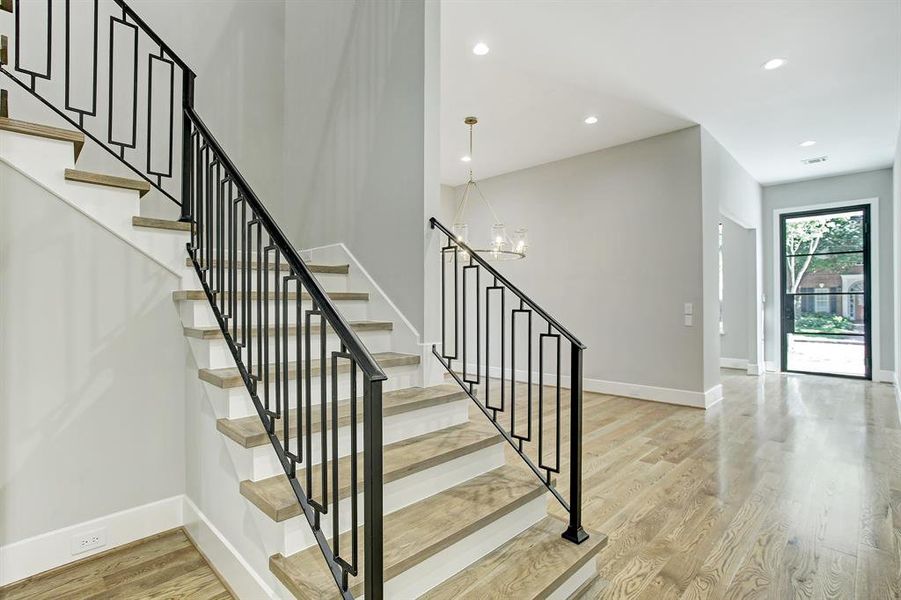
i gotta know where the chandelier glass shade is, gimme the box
[451,117,528,261]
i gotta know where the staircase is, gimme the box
[0,1,606,598]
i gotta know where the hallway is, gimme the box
[568,370,900,599]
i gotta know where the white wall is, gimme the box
[719,215,751,362]
[762,168,895,378]
[0,163,185,546]
[282,0,437,335]
[444,127,709,398]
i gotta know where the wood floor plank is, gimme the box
[0,529,232,600]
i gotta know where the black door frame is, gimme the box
[779,204,872,380]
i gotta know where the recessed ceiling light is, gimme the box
[472,42,489,56]
[584,116,598,125]
[763,58,787,70]
[461,155,472,163]
[799,140,816,147]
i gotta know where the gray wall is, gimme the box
[446,127,708,393]
[895,127,901,386]
[700,130,763,375]
[0,164,185,545]
[720,215,752,361]
[762,168,895,375]
[130,0,286,221]
[282,0,436,334]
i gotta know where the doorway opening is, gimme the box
[780,205,871,379]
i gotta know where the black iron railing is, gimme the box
[0,0,194,215]
[187,107,386,599]
[430,217,588,545]
[1,1,386,597]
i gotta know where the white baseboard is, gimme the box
[461,363,716,409]
[765,360,779,372]
[182,497,277,599]
[0,495,183,587]
[746,363,763,376]
[720,357,748,370]
[875,370,895,384]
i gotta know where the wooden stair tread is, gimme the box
[421,516,607,600]
[132,216,191,232]
[183,320,392,340]
[185,257,349,274]
[0,116,84,159]
[65,169,152,197]
[240,419,501,522]
[216,383,462,448]
[172,289,368,302]
[269,465,546,598]
[201,350,418,390]
[0,0,11,14]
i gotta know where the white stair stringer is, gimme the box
[0,128,189,275]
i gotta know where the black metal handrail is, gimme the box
[186,105,386,598]
[430,217,588,545]
[1,1,386,597]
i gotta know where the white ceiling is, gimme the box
[440,0,901,186]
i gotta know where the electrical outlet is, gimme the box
[71,527,106,555]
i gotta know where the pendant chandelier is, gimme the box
[452,116,528,261]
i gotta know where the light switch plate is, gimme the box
[684,314,693,326]
[683,303,693,315]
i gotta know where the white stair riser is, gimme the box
[181,267,349,293]
[548,559,598,600]
[187,330,393,369]
[130,228,191,272]
[177,299,370,328]
[287,492,548,600]
[384,494,548,600]
[242,398,470,481]
[278,442,506,555]
[214,363,421,419]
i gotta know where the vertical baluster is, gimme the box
[349,358,358,574]
[296,285,303,465]
[274,250,281,422]
[194,137,202,264]
[364,377,383,599]
[256,223,263,396]
[319,306,328,514]
[246,217,255,379]
[203,152,210,282]
[217,164,224,312]
[240,199,247,349]
[231,190,239,340]
[304,302,314,513]
[262,241,270,417]
[563,343,588,544]
[283,274,292,473]
[330,348,341,559]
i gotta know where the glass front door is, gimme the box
[780,205,871,379]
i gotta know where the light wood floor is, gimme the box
[2,371,897,599]
[0,528,233,600]
[558,369,901,600]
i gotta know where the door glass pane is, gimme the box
[788,294,865,335]
[784,252,864,292]
[784,210,865,255]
